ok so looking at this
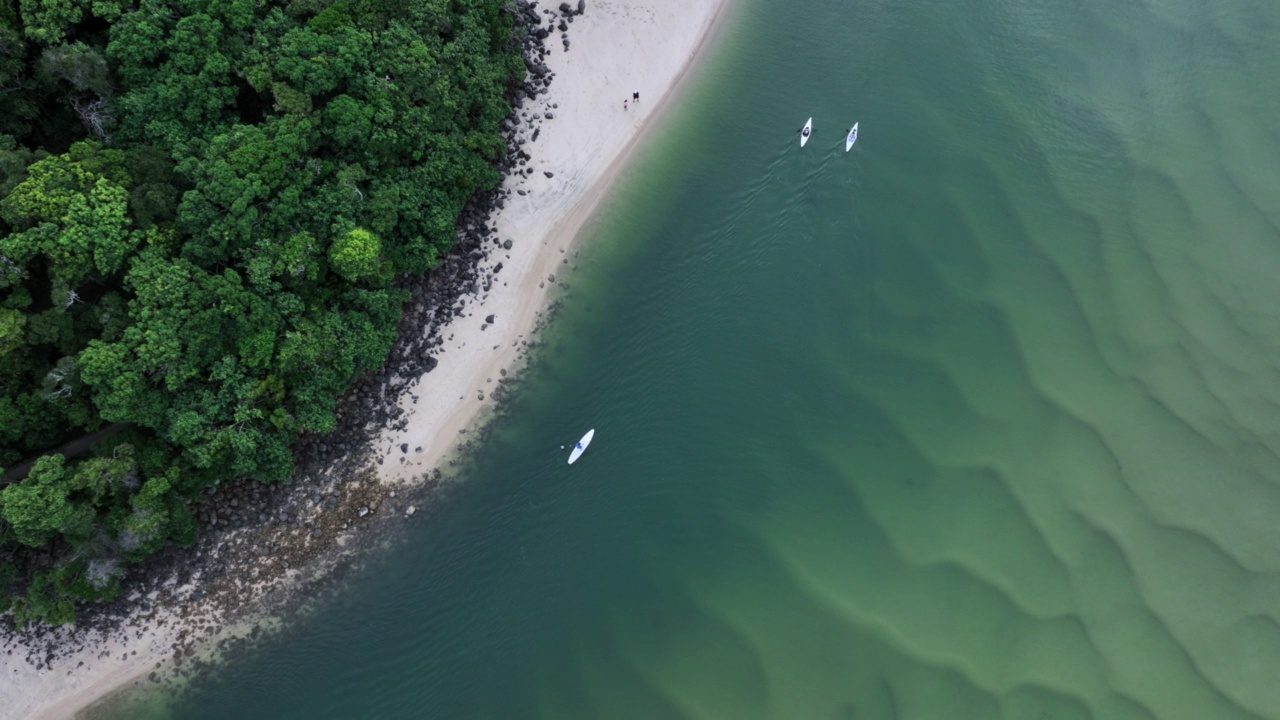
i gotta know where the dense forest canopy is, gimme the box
[0,0,523,625]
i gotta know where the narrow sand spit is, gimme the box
[377,0,732,484]
[0,1,731,718]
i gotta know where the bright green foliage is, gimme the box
[1,0,522,625]
[329,228,386,284]
[0,307,24,355]
[1,455,95,546]
[0,143,139,285]
[1,146,107,227]
[19,0,132,43]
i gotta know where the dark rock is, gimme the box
[544,170,554,177]
[485,314,495,324]
[400,443,409,454]
[577,0,585,13]
[558,1,572,14]
[503,239,513,250]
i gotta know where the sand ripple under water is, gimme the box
[108,0,1280,717]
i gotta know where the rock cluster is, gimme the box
[291,0,571,475]
[2,3,573,684]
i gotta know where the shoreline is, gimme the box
[375,0,733,484]
[0,1,733,718]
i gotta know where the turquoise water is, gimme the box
[99,0,1280,717]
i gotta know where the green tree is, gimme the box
[0,14,38,137]
[0,454,95,546]
[328,227,387,283]
[116,469,195,559]
[0,142,140,286]
[11,568,77,626]
[0,307,24,356]
[10,559,121,627]
[0,0,524,625]
[37,41,112,95]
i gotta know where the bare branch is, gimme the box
[72,94,114,142]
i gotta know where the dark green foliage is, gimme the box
[0,11,39,138]
[10,558,122,627]
[0,0,522,624]
[0,561,17,613]
[36,41,112,95]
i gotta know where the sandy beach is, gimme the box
[376,0,731,484]
[0,1,730,717]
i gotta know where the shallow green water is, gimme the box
[102,0,1280,717]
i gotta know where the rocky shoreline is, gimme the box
[1,0,587,701]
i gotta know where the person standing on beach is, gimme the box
[633,91,640,102]
[624,99,629,111]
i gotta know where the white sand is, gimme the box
[0,1,731,718]
[1,597,206,720]
[377,0,732,483]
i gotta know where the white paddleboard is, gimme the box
[800,117,812,147]
[845,122,859,152]
[568,429,595,464]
